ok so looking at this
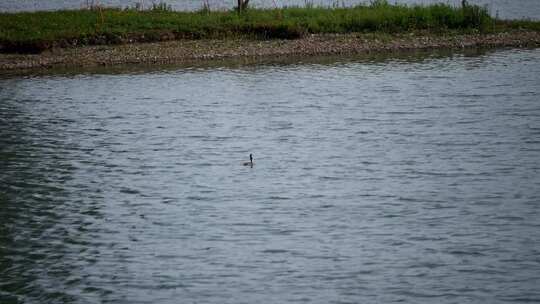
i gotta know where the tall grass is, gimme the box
[0,1,534,53]
[150,1,173,12]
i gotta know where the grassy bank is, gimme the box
[1,1,539,53]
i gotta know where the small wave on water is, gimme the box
[1,48,540,304]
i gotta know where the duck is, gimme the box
[243,154,253,167]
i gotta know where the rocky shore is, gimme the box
[1,30,539,73]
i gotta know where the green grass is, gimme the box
[0,1,538,53]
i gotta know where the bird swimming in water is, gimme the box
[243,154,253,167]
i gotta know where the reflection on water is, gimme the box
[0,0,539,20]
[1,48,540,303]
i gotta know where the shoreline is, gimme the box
[1,30,539,73]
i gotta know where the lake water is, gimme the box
[0,0,539,20]
[1,48,540,303]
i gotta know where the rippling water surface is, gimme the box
[0,0,539,20]
[1,48,540,303]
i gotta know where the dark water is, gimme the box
[0,0,538,20]
[1,48,540,303]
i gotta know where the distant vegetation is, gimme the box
[0,0,539,53]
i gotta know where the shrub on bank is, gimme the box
[0,1,533,53]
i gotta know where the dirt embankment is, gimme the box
[1,31,539,72]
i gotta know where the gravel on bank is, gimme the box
[1,31,539,73]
